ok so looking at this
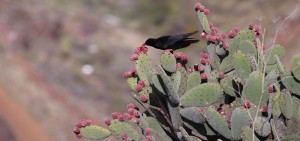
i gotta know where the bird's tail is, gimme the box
[181,30,199,38]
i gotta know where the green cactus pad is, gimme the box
[220,75,236,97]
[223,102,240,121]
[177,66,188,97]
[279,91,293,119]
[271,92,281,119]
[282,135,300,141]
[196,11,210,33]
[180,83,223,107]
[127,75,138,91]
[231,107,251,140]
[204,106,231,139]
[171,70,181,95]
[80,125,111,140]
[265,44,285,65]
[242,71,268,107]
[151,72,166,95]
[266,63,280,74]
[161,52,177,73]
[292,96,300,118]
[241,126,260,141]
[281,72,300,95]
[145,117,172,141]
[190,136,203,141]
[186,71,201,91]
[108,120,142,141]
[219,56,234,73]
[238,40,257,57]
[253,117,271,137]
[286,117,300,135]
[180,107,205,124]
[156,65,180,105]
[233,51,252,84]
[270,119,287,139]
[167,101,182,130]
[207,43,220,69]
[136,53,151,85]
[228,28,254,54]
[291,54,300,81]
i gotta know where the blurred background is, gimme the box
[0,0,299,141]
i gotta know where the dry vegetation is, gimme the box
[0,0,299,141]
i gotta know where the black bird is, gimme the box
[145,31,199,50]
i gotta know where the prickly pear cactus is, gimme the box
[73,2,300,141]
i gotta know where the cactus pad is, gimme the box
[281,72,300,95]
[242,71,268,107]
[108,120,141,141]
[228,28,254,53]
[238,40,257,57]
[254,117,271,137]
[161,52,177,73]
[233,51,252,84]
[180,83,223,107]
[241,126,260,141]
[231,107,251,140]
[204,106,231,139]
[80,125,111,140]
[291,54,300,81]
[196,10,210,33]
[127,75,138,91]
[180,107,205,124]
[177,66,188,97]
[265,44,285,65]
[136,53,151,85]
[186,71,201,91]
[279,91,293,119]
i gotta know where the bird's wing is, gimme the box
[155,35,171,49]
[165,31,199,46]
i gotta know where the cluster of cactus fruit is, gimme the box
[73,2,300,141]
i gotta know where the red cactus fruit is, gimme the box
[268,86,273,93]
[198,64,204,72]
[132,117,139,124]
[79,119,88,127]
[123,72,132,79]
[201,73,207,79]
[133,110,139,118]
[144,128,152,135]
[243,100,251,108]
[198,107,205,113]
[181,55,188,64]
[210,31,216,36]
[176,63,182,68]
[260,105,268,112]
[223,42,229,49]
[228,31,236,38]
[141,46,148,53]
[248,23,254,30]
[176,52,184,59]
[111,112,119,119]
[204,8,209,15]
[201,32,207,39]
[104,118,111,125]
[130,54,139,61]
[233,27,239,33]
[218,72,224,79]
[135,84,143,92]
[118,115,125,121]
[130,68,136,75]
[194,3,202,11]
[127,103,135,109]
[199,6,205,12]
[121,132,127,140]
[200,58,207,64]
[125,113,133,120]
[86,119,92,126]
[206,35,213,42]
[188,66,194,72]
[73,127,80,133]
[138,80,145,87]
[140,94,148,102]
[128,108,135,115]
[211,26,218,32]
[76,134,82,139]
[145,135,152,141]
